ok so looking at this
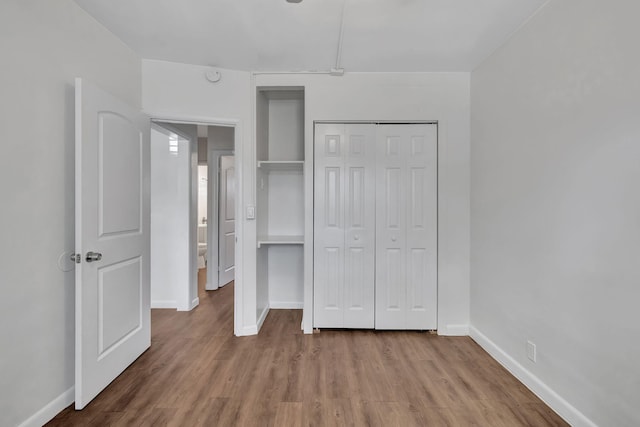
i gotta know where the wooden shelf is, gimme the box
[257,235,304,248]
[257,160,304,171]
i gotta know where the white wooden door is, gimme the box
[75,78,150,409]
[375,124,437,330]
[314,124,376,328]
[218,155,235,286]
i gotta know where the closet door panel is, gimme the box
[405,126,437,329]
[375,124,437,330]
[375,127,408,329]
[314,124,345,327]
[344,125,375,328]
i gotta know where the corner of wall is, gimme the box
[150,300,178,309]
[257,305,270,332]
[17,387,74,427]
[438,324,469,336]
[469,326,597,427]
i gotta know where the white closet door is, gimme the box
[375,124,437,330]
[314,123,345,327]
[313,124,376,328]
[343,124,376,327]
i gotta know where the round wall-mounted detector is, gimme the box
[205,68,222,83]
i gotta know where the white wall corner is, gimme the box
[438,324,469,336]
[150,300,178,309]
[238,325,258,336]
[469,326,598,427]
[235,306,269,337]
[257,305,270,332]
[18,387,74,427]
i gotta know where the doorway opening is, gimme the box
[150,120,237,331]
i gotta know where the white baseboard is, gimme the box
[151,300,177,309]
[18,387,74,427]
[257,305,269,332]
[269,301,304,309]
[205,282,218,291]
[469,326,597,427]
[177,297,199,312]
[238,325,258,336]
[236,306,269,337]
[438,324,469,336]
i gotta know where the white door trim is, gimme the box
[149,115,243,337]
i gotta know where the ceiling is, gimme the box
[74,0,549,72]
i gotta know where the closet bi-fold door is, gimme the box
[314,123,376,328]
[375,124,437,330]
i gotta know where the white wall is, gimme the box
[150,128,192,310]
[142,60,255,335]
[471,1,640,426]
[142,62,471,336]
[209,125,235,151]
[254,73,471,334]
[0,1,141,426]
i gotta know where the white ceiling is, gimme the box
[75,0,548,72]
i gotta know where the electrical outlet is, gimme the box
[526,340,537,363]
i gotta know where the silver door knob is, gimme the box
[86,251,103,262]
[391,236,397,242]
[354,235,360,241]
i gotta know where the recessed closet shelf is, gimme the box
[257,160,304,171]
[257,235,304,248]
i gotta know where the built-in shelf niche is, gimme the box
[256,86,305,311]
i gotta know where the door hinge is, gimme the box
[70,253,81,264]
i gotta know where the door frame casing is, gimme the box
[148,114,243,337]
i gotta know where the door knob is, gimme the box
[391,236,397,242]
[86,251,103,262]
[354,235,360,241]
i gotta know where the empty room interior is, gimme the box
[1,0,639,426]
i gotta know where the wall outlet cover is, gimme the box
[526,340,537,363]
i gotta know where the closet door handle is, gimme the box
[391,236,397,242]
[354,235,360,241]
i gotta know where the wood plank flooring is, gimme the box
[48,270,567,426]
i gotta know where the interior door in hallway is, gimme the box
[375,124,437,330]
[75,78,151,409]
[218,155,235,286]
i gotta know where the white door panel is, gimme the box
[314,124,345,327]
[343,125,375,328]
[75,78,150,409]
[375,124,437,330]
[314,124,375,328]
[218,155,235,286]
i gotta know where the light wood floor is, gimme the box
[48,269,567,426]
